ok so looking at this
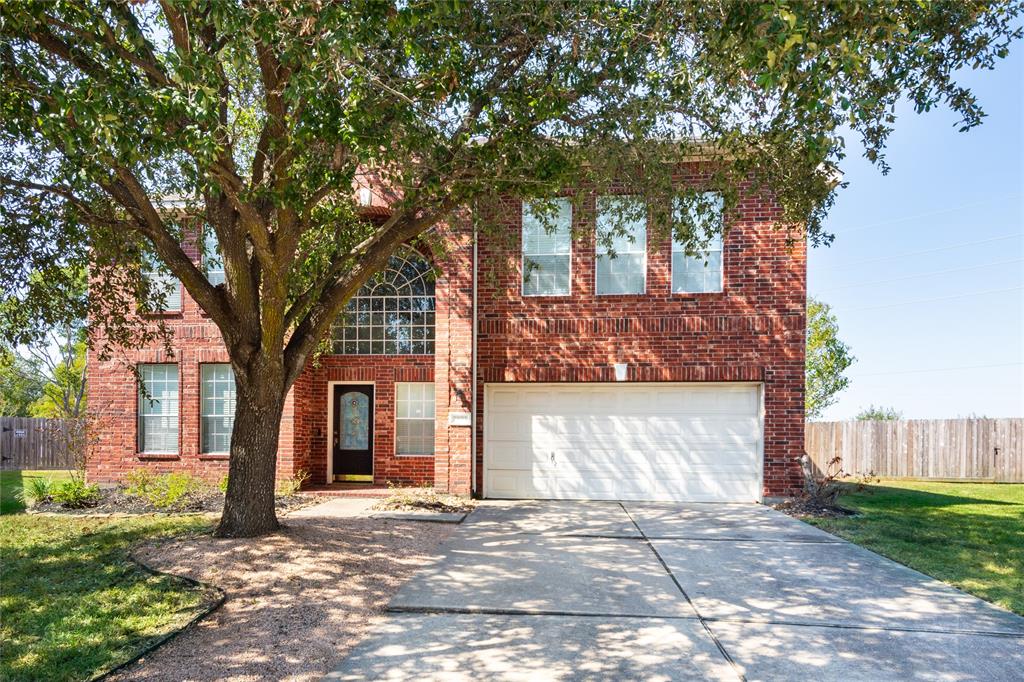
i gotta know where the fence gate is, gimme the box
[0,417,77,470]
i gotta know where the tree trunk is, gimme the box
[216,373,286,538]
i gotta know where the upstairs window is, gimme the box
[595,196,647,295]
[142,259,181,312]
[138,364,178,454]
[522,199,572,296]
[332,247,435,355]
[203,231,225,286]
[672,193,724,294]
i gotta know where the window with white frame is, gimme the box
[331,247,435,355]
[142,259,181,311]
[203,231,225,286]
[595,196,647,295]
[395,382,435,455]
[201,364,235,454]
[522,198,572,296]
[672,193,724,293]
[138,364,179,454]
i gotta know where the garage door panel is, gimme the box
[484,383,762,503]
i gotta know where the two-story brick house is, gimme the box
[86,164,806,502]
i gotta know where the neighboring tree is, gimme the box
[806,297,855,420]
[1,268,89,419]
[0,347,45,416]
[2,3,1019,536]
[27,336,88,419]
[856,405,903,421]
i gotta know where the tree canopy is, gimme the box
[1,1,1019,535]
[806,297,855,420]
[856,405,903,421]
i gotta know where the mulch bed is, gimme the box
[372,488,475,514]
[773,497,858,519]
[31,488,324,516]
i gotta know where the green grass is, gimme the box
[0,514,216,681]
[805,480,1024,615]
[0,470,74,515]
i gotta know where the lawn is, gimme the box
[805,480,1024,616]
[0,514,217,681]
[0,470,74,515]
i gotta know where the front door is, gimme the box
[333,385,374,482]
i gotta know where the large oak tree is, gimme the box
[1,1,1019,536]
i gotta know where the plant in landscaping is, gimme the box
[50,478,102,508]
[799,454,845,508]
[17,475,53,507]
[124,470,202,510]
[277,470,310,498]
[218,474,229,495]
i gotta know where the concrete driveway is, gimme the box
[327,500,1024,681]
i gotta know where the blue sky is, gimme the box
[810,47,1023,420]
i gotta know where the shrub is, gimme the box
[51,478,102,508]
[19,476,54,507]
[799,453,844,507]
[124,468,157,497]
[218,474,229,494]
[124,470,202,509]
[277,469,310,497]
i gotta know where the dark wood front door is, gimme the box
[333,384,374,481]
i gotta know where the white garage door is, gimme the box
[484,383,762,503]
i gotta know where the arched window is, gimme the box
[332,247,435,355]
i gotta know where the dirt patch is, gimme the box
[107,505,453,682]
[774,498,858,519]
[373,487,475,514]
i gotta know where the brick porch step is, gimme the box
[297,484,394,498]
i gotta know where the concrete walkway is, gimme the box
[327,500,1024,681]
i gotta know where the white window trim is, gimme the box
[137,363,179,455]
[521,199,573,298]
[671,192,725,295]
[200,363,235,455]
[594,196,647,296]
[332,247,436,355]
[143,265,182,312]
[203,232,226,286]
[394,382,436,457]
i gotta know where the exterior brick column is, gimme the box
[433,219,475,496]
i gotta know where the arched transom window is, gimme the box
[332,248,435,355]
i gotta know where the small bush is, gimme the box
[218,474,229,494]
[124,469,157,496]
[124,470,202,509]
[799,453,846,508]
[277,469,310,497]
[51,478,102,508]
[19,476,54,507]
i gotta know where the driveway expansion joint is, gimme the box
[700,616,1024,639]
[386,604,703,620]
[619,502,748,682]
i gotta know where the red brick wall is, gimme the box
[86,169,806,499]
[86,235,459,489]
[432,220,475,495]
[293,355,435,486]
[474,175,807,499]
[85,288,237,483]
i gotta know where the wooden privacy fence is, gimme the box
[0,417,78,470]
[806,418,1024,482]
